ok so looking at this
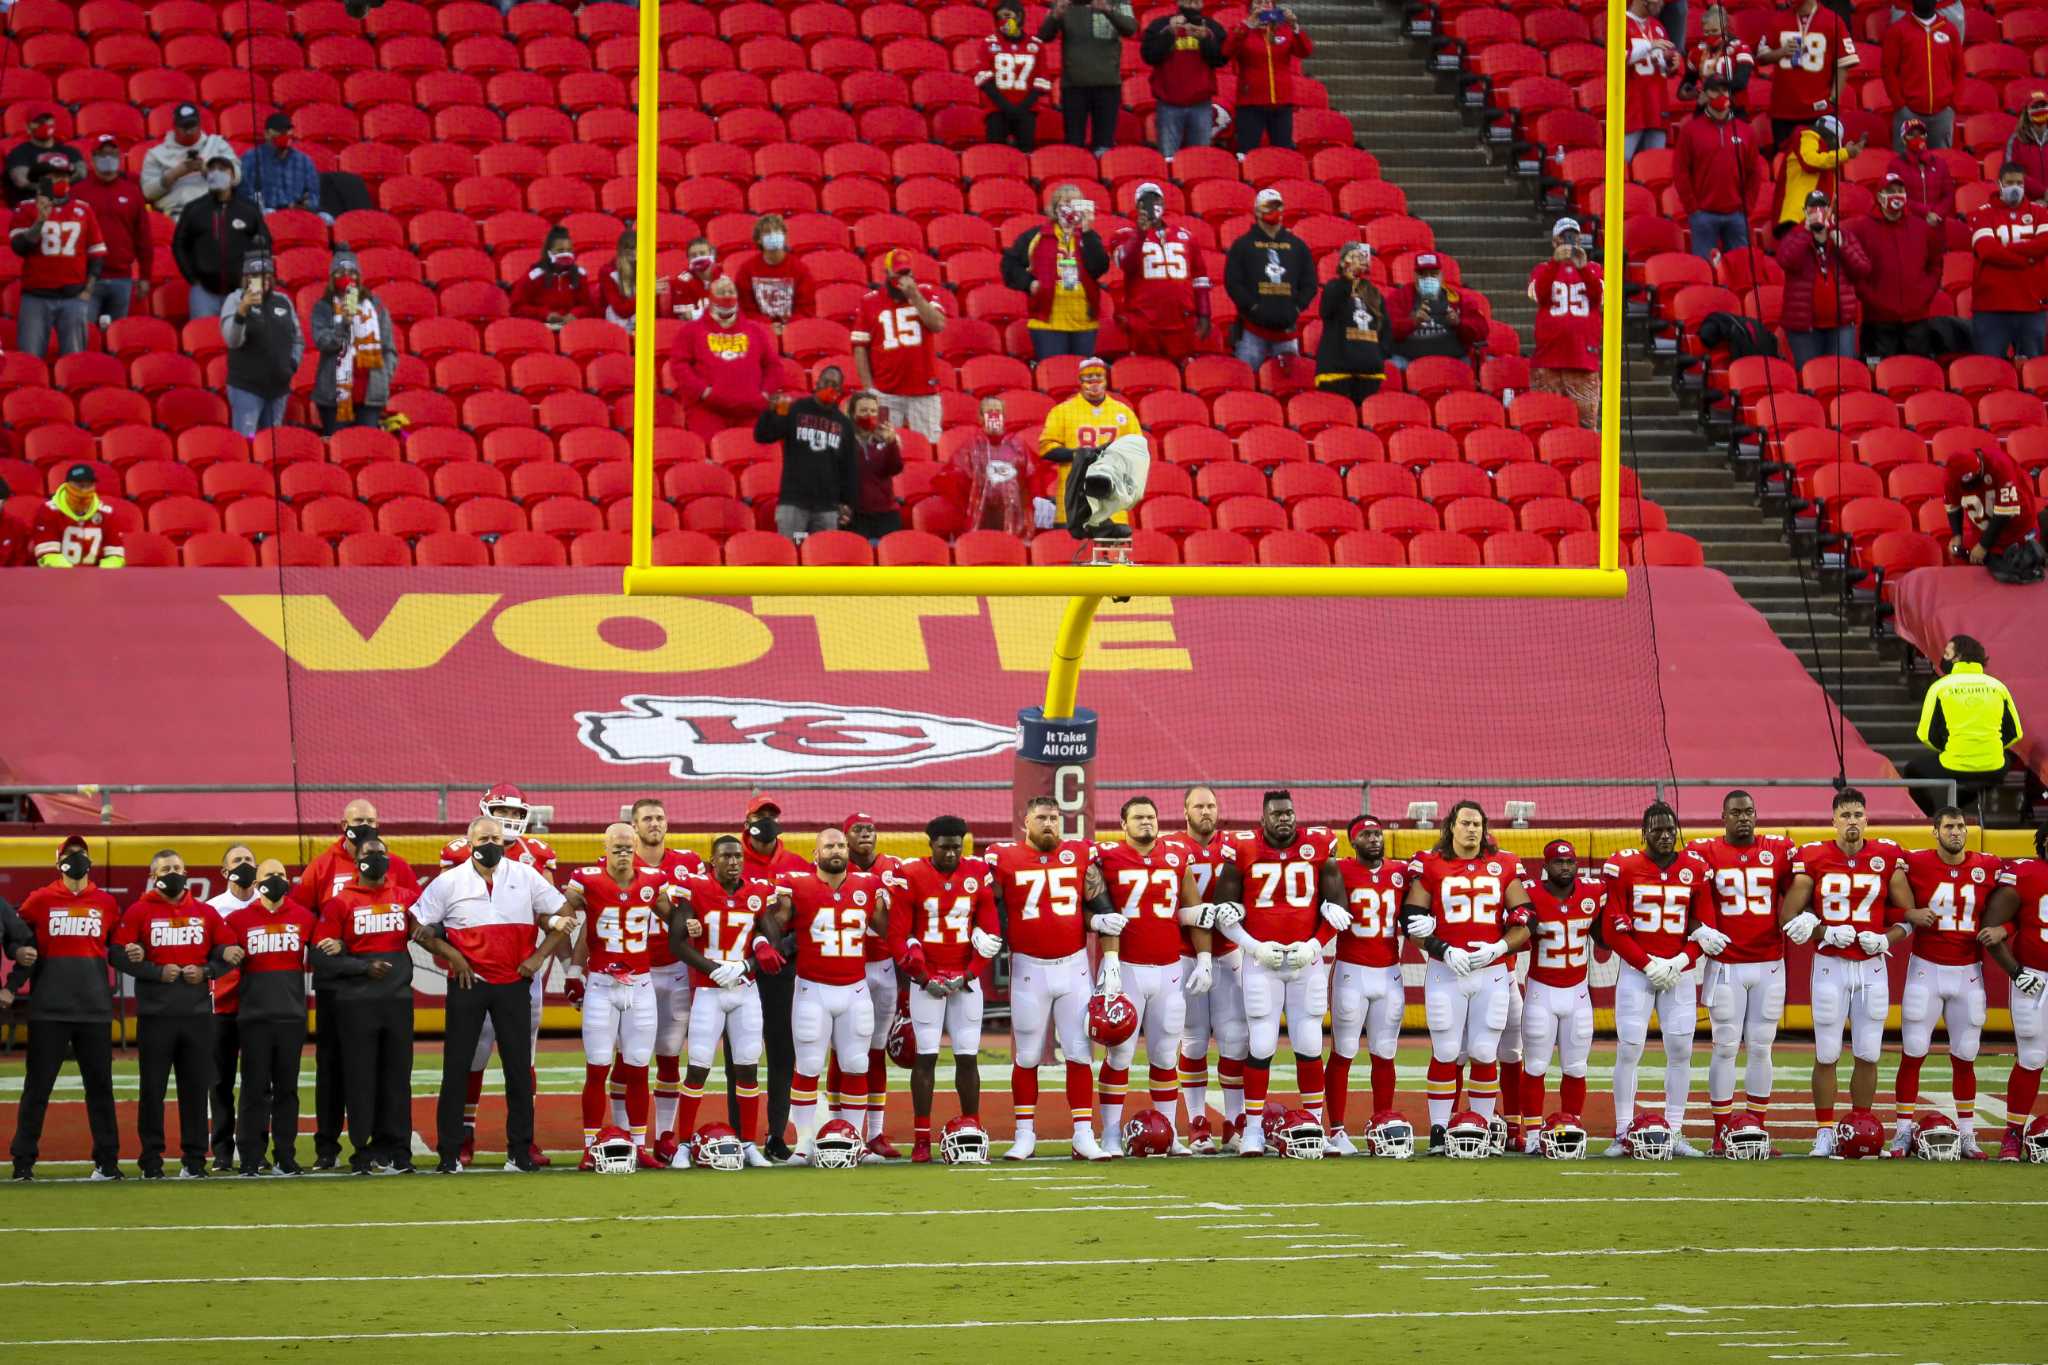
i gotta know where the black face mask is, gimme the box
[473,842,505,870]
[357,851,391,882]
[226,864,258,890]
[59,852,91,881]
[258,874,292,903]
[155,873,189,901]
[1910,0,1936,16]
[748,817,780,844]
[345,824,378,847]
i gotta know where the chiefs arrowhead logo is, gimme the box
[576,695,1015,780]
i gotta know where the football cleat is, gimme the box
[1627,1111,1674,1160]
[1809,1125,1837,1158]
[1888,1121,1915,1160]
[585,1125,638,1175]
[1427,1123,1446,1157]
[1538,1111,1588,1160]
[1914,1111,1962,1162]
[1004,1129,1037,1162]
[457,1133,476,1168]
[692,1124,746,1172]
[1443,1109,1491,1160]
[1834,1109,1886,1160]
[2024,1113,2048,1164]
[1668,1136,1704,1159]
[1086,993,1139,1047]
[813,1118,866,1170]
[526,1142,551,1168]
[742,1143,772,1169]
[1324,1128,1358,1157]
[1121,1109,1175,1159]
[1237,1120,1266,1157]
[1723,1111,1773,1160]
[1276,1108,1325,1160]
[1365,1109,1415,1160]
[867,1134,903,1161]
[1186,1115,1217,1155]
[1959,1132,1988,1161]
[941,1116,990,1165]
[655,1130,687,1169]
[911,1137,933,1165]
[885,1009,917,1069]
[1070,1127,1114,1161]
[1487,1113,1509,1157]
[1222,1113,1245,1154]
[479,782,532,837]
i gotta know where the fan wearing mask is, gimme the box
[239,112,323,216]
[1673,77,1767,261]
[1881,0,1964,151]
[755,365,861,543]
[220,253,304,437]
[171,150,269,320]
[1967,161,2048,362]
[675,275,778,441]
[312,247,398,434]
[71,134,153,327]
[2005,92,2048,202]
[1846,174,1944,360]
[954,395,1060,539]
[976,0,1052,151]
[1776,190,1872,366]
[8,156,107,359]
[1003,184,1111,362]
[671,236,719,322]
[732,214,816,338]
[512,225,592,329]
[141,102,239,219]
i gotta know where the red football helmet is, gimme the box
[1121,1109,1174,1158]
[692,1123,745,1172]
[2025,1113,2048,1164]
[1086,992,1138,1046]
[1538,1111,1588,1160]
[1627,1109,1674,1160]
[813,1117,865,1169]
[1364,1108,1414,1159]
[586,1124,637,1174]
[1444,1109,1491,1159]
[1835,1108,1886,1160]
[1913,1110,1961,1161]
[940,1115,989,1165]
[1724,1109,1772,1161]
[480,782,533,837]
[1275,1107,1325,1159]
[886,1007,916,1068]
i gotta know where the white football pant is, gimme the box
[1704,958,1784,1108]
[1612,963,1697,1131]
[580,971,655,1068]
[792,978,875,1078]
[1330,961,1404,1065]
[1423,960,1510,1066]
[1811,955,1888,1066]
[688,979,764,1069]
[1899,956,1986,1062]
[1009,950,1091,1068]
[1520,979,1593,1087]
[909,977,985,1057]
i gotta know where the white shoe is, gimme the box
[858,1149,886,1165]
[1960,1132,1987,1160]
[1602,1138,1629,1158]
[1522,1133,1542,1156]
[1325,1129,1358,1157]
[1005,1130,1037,1162]
[1102,1130,1124,1158]
[741,1143,771,1169]
[1668,1136,1705,1159]
[669,1145,693,1171]
[1810,1126,1837,1159]
[1071,1128,1114,1161]
[1887,1123,1914,1159]
[1167,1139,1192,1156]
[1239,1126,1266,1157]
[1222,1121,1243,1154]
[783,1150,812,1167]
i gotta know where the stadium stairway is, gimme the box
[1300,0,1925,766]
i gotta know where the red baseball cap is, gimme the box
[842,811,876,833]
[1542,838,1576,860]
[27,107,57,127]
[745,794,781,818]
[58,834,89,857]
[1413,251,1441,270]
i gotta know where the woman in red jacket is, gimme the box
[1775,190,1873,366]
[1224,6,1313,152]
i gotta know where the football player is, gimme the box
[1778,787,1915,1157]
[1400,801,1533,1152]
[1326,816,1407,1155]
[1895,806,2002,1158]
[1980,824,2048,1161]
[561,823,669,1162]
[1093,797,1192,1154]
[1602,803,1719,1158]
[667,835,780,1167]
[627,798,706,1147]
[1689,789,1795,1154]
[1164,785,1242,1152]
[888,816,1000,1162]
[841,813,903,1159]
[444,784,558,1168]
[987,795,1114,1160]
[1518,840,1602,1152]
[759,828,891,1164]
[1110,182,1212,357]
[1209,790,1344,1153]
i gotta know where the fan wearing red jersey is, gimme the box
[887,816,1000,1163]
[1778,788,1914,1156]
[986,795,1116,1161]
[1623,0,1680,161]
[1754,0,1859,148]
[1093,796,1195,1155]
[1602,804,1719,1158]
[667,835,780,1168]
[1894,807,2002,1158]
[624,797,706,1144]
[561,825,670,1160]
[851,250,948,440]
[1518,840,1603,1154]
[1400,801,1534,1150]
[760,829,892,1165]
[1981,825,2048,1160]
[843,814,904,1158]
[1690,789,1796,1153]
[1110,182,1212,357]
[1327,816,1407,1155]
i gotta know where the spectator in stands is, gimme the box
[1041,0,1137,156]
[172,153,268,320]
[1004,185,1111,362]
[5,107,82,209]
[1224,188,1316,373]
[1041,356,1141,466]
[1225,5,1314,153]
[1387,251,1485,370]
[32,465,126,569]
[1678,6,1754,108]
[511,224,590,330]
[1969,162,2048,361]
[312,249,397,435]
[733,214,816,341]
[595,228,639,333]
[847,393,906,541]
[956,396,1059,539]
[1849,175,1943,360]
[73,135,150,328]
[1527,218,1605,428]
[1880,0,1963,152]
[8,156,106,360]
[218,255,302,439]
[1907,636,2026,814]
[852,250,948,440]
[1889,0,1965,45]
[142,103,240,220]
[756,367,859,544]
[1674,77,1767,260]
[1777,190,1871,365]
[2005,92,2048,203]
[673,236,718,322]
[676,276,777,441]
[1313,242,1390,409]
[1142,0,1229,160]
[1775,115,1863,229]
[1624,0,1681,161]
[1755,0,1860,152]
[1112,182,1212,357]
[977,1,1051,153]
[1887,117,1957,224]
[1945,449,2045,584]
[239,113,323,218]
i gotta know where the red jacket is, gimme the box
[511,258,592,320]
[1142,13,1228,106]
[673,312,778,418]
[70,174,152,278]
[2005,126,2048,203]
[1885,147,1956,222]
[1672,113,1767,216]
[1775,222,1872,331]
[1967,200,2048,314]
[1879,14,1963,118]
[1846,211,1942,324]
[1224,18,1313,106]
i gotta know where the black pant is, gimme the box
[340,997,413,1167]
[317,402,385,436]
[985,103,1037,152]
[1903,754,2005,815]
[437,978,533,1160]
[237,1016,306,1169]
[1061,85,1119,152]
[756,967,796,1152]
[1317,376,1383,409]
[1236,104,1295,152]
[210,1012,239,1165]
[1859,320,1915,360]
[10,1018,118,1168]
[137,1013,214,1173]
[1769,118,1809,154]
[313,993,347,1162]
[850,510,902,541]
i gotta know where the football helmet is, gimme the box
[1444,1109,1491,1159]
[1364,1109,1414,1159]
[1913,1111,1961,1161]
[692,1123,745,1172]
[1538,1111,1588,1160]
[2025,1113,2048,1164]
[586,1125,637,1175]
[1274,1108,1325,1160]
[480,782,532,837]
[940,1115,990,1165]
[1723,1110,1772,1161]
[1834,1109,1886,1160]
[813,1118,866,1170]
[885,1008,916,1068]
[1487,1113,1509,1156]
[1086,992,1138,1047]
[1121,1109,1174,1158]
[1627,1111,1674,1160]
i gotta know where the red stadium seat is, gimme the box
[1181,529,1256,566]
[1407,530,1482,567]
[338,531,416,567]
[725,530,800,566]
[491,530,569,566]
[881,529,958,566]
[1481,530,1557,567]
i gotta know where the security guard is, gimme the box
[1907,634,2023,815]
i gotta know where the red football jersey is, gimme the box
[1160,830,1230,957]
[1528,260,1603,370]
[1764,4,1857,120]
[887,857,998,975]
[315,883,418,956]
[780,870,888,986]
[1998,858,2048,972]
[1688,35,1756,90]
[1791,837,1906,960]
[851,284,945,395]
[1688,834,1796,964]
[1902,848,2001,967]
[570,865,670,977]
[1602,847,1716,969]
[1111,223,1211,331]
[1334,859,1407,968]
[1095,839,1187,966]
[1404,849,1532,952]
[672,873,778,990]
[1625,13,1676,135]
[852,853,903,963]
[1522,874,1604,988]
[638,845,707,968]
[115,895,231,969]
[30,495,126,567]
[1228,827,1338,944]
[987,838,1094,960]
[974,33,1051,100]
[10,198,105,292]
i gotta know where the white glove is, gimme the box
[970,927,1003,958]
[1183,951,1213,995]
[2017,968,2048,998]
[711,960,748,989]
[1319,900,1353,933]
[1179,902,1218,930]
[1445,946,1475,978]
[1096,953,1121,997]
[1090,912,1130,937]
[1783,911,1821,945]
[923,976,953,998]
[1032,496,1057,529]
[1688,924,1731,957]
[1855,930,1890,957]
[1646,956,1683,991]
[1467,940,1507,971]
[1281,941,1319,973]
[1251,940,1287,971]
[1213,901,1245,931]
[1405,913,1436,940]
[1820,924,1857,950]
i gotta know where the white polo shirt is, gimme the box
[414,857,566,986]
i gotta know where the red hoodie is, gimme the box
[1884,146,1956,223]
[1225,17,1313,106]
[1967,200,2048,314]
[1847,210,1942,324]
[673,311,777,419]
[1673,112,1767,215]
[1879,14,1963,119]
